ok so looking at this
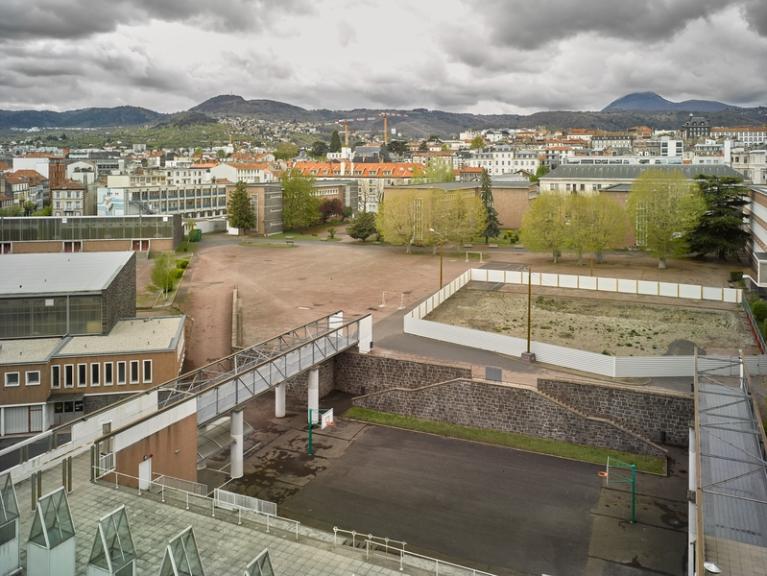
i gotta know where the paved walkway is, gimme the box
[12,452,410,576]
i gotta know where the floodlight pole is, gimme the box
[526,267,532,354]
[307,409,314,456]
[439,247,444,288]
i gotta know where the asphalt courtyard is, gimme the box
[218,394,688,576]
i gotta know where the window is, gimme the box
[129,361,139,384]
[64,365,74,388]
[4,372,19,387]
[104,362,113,386]
[25,371,41,386]
[117,361,126,385]
[143,360,152,384]
[77,364,87,387]
[91,363,100,387]
[51,365,61,389]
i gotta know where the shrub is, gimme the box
[176,259,189,269]
[752,300,767,322]
[327,227,336,239]
[730,270,744,282]
[173,268,184,280]
[503,229,519,245]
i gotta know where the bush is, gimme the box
[730,270,744,282]
[327,227,336,240]
[503,229,519,245]
[173,268,184,280]
[176,259,189,269]
[752,299,767,322]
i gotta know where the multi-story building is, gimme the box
[465,146,542,176]
[711,126,767,145]
[0,214,183,254]
[51,180,88,217]
[291,161,418,213]
[732,149,767,184]
[681,115,711,141]
[591,133,632,152]
[224,182,283,236]
[0,252,185,434]
[210,162,276,184]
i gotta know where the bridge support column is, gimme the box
[358,315,373,354]
[230,409,244,479]
[275,383,286,418]
[308,368,319,425]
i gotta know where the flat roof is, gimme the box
[392,182,478,190]
[58,316,185,356]
[0,252,134,297]
[0,338,62,365]
[545,164,742,180]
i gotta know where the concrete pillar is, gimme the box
[358,315,373,354]
[308,368,319,425]
[230,409,244,479]
[275,383,286,418]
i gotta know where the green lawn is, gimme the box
[344,407,666,475]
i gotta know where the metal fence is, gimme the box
[155,474,209,496]
[333,527,497,576]
[214,488,277,516]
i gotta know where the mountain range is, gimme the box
[0,92,764,137]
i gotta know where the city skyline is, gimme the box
[0,0,766,114]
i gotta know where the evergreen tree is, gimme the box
[329,130,342,153]
[479,169,501,243]
[347,212,378,242]
[688,176,749,261]
[227,181,255,234]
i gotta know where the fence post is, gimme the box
[333,527,337,547]
[399,550,404,571]
[185,492,189,510]
[161,484,165,503]
[266,513,270,534]
[365,539,370,560]
[211,498,215,517]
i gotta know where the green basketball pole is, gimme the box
[630,463,637,524]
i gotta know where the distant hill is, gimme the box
[0,106,164,129]
[602,92,732,112]
[190,95,313,121]
[153,111,218,128]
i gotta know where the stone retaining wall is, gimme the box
[538,380,693,447]
[286,359,335,404]
[334,352,472,396]
[353,379,665,457]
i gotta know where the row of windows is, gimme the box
[4,371,40,387]
[49,360,152,389]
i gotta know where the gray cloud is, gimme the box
[0,0,313,40]
[743,0,767,35]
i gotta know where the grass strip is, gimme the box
[345,406,666,475]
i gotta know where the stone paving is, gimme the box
[12,452,411,576]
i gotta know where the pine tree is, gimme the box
[688,176,749,261]
[227,181,255,234]
[329,130,342,153]
[479,169,501,243]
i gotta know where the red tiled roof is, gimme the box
[290,162,419,178]
[53,179,85,190]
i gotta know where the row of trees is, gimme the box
[520,172,748,268]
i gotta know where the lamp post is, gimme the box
[429,228,445,288]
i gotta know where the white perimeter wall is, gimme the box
[403,268,764,378]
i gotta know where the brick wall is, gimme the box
[334,352,472,396]
[353,379,665,457]
[538,380,692,447]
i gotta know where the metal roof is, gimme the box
[0,252,133,296]
[57,316,185,356]
[544,164,742,180]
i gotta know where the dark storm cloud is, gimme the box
[468,0,728,49]
[0,0,312,40]
[743,0,767,35]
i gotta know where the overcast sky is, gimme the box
[1,0,766,114]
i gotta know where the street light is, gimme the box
[429,227,445,288]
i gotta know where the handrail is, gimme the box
[93,467,301,540]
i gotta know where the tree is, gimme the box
[386,140,408,155]
[470,135,485,150]
[520,194,569,263]
[377,192,418,253]
[688,175,749,261]
[565,195,627,264]
[418,141,428,152]
[274,142,298,161]
[216,149,227,159]
[432,192,486,248]
[0,205,24,217]
[151,253,176,295]
[412,159,455,183]
[319,198,345,222]
[347,212,377,242]
[329,130,342,153]
[310,140,329,158]
[227,181,256,234]
[281,169,320,230]
[530,164,550,183]
[22,201,37,216]
[627,169,706,269]
[479,169,501,243]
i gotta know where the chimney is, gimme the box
[383,114,389,146]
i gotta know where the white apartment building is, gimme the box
[466,146,542,176]
[52,182,87,217]
[712,126,767,146]
[733,149,767,185]
[210,162,276,184]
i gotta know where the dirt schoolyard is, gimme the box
[426,283,757,356]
